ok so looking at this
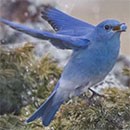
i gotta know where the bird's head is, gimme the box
[95,19,127,41]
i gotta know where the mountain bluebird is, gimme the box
[0,6,127,126]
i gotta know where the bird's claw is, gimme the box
[87,88,106,105]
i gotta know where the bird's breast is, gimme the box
[65,40,119,79]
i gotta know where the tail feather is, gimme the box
[25,90,63,126]
[25,91,56,123]
[42,102,61,126]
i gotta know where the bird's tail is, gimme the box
[25,90,63,126]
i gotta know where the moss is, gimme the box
[123,68,130,77]
[49,87,130,130]
[1,88,130,130]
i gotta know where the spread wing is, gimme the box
[0,18,90,49]
[41,6,95,33]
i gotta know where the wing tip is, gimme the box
[0,18,6,23]
[41,5,54,19]
[41,5,53,13]
[41,5,60,31]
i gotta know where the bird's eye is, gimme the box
[104,25,111,30]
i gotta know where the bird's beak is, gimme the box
[112,23,127,32]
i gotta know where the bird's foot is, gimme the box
[87,88,106,105]
[88,88,105,98]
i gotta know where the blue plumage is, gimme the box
[41,6,94,32]
[25,83,63,126]
[0,6,127,126]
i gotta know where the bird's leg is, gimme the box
[87,88,106,105]
[88,88,105,99]
[88,88,105,98]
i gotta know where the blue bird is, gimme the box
[0,6,127,126]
